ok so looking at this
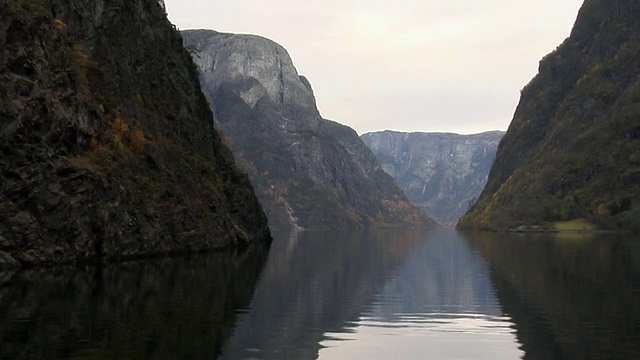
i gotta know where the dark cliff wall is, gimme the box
[182,30,437,231]
[0,0,270,266]
[362,131,504,224]
[459,0,640,231]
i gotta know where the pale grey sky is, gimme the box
[164,0,584,135]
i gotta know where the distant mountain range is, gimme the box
[362,131,504,224]
[459,0,640,232]
[181,30,437,231]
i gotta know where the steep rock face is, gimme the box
[188,32,316,110]
[182,30,437,231]
[459,0,640,231]
[0,0,271,266]
[361,131,504,224]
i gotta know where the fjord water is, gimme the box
[223,229,522,360]
[1,230,639,359]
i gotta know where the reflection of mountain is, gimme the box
[317,230,522,360]
[220,230,524,359]
[0,248,269,359]
[219,230,426,360]
[465,232,640,360]
[364,230,502,319]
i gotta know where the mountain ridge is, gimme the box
[362,130,504,224]
[458,0,640,231]
[182,29,438,231]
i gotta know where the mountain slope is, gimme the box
[0,0,271,266]
[458,0,640,231]
[362,131,504,224]
[181,30,437,231]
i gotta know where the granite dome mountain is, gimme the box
[361,131,504,224]
[459,0,640,231]
[0,0,270,266]
[181,30,436,231]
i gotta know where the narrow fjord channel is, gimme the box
[2,230,639,359]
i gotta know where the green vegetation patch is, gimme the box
[552,218,597,231]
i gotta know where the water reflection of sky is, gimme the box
[318,230,523,360]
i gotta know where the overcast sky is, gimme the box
[164,0,585,135]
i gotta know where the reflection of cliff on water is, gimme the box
[220,229,427,360]
[317,229,522,360]
[464,231,640,360]
[365,230,502,319]
[0,246,269,360]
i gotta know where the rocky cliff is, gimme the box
[458,0,640,231]
[0,0,271,266]
[361,131,504,224]
[181,30,437,231]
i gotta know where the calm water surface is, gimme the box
[1,229,639,359]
